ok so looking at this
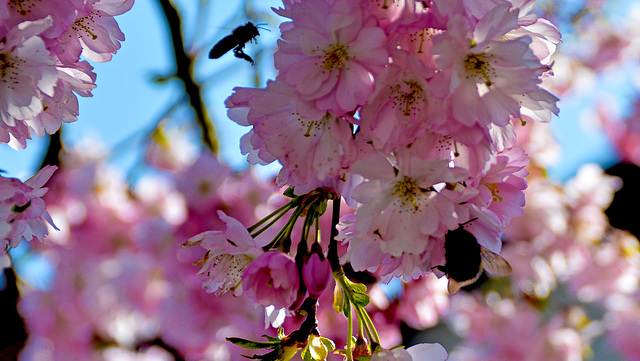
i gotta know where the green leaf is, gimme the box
[347,281,367,294]
[344,279,370,307]
[242,348,282,361]
[301,344,312,361]
[334,349,348,356]
[343,296,351,318]
[319,337,336,352]
[333,283,344,314]
[351,293,371,308]
[226,337,279,350]
[261,334,281,342]
[355,355,372,361]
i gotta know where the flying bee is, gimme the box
[209,22,266,65]
[434,221,512,295]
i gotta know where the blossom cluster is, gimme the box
[0,166,57,268]
[0,0,133,148]
[224,0,560,286]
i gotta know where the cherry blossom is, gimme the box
[1,166,57,256]
[273,0,389,116]
[430,3,559,133]
[241,250,300,309]
[0,17,57,147]
[226,81,358,187]
[183,211,264,296]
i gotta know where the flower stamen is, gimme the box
[464,53,494,87]
[323,43,349,71]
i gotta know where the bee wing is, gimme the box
[480,247,512,276]
[448,271,482,295]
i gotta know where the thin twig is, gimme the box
[156,0,218,153]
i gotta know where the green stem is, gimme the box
[344,297,354,361]
[357,305,380,345]
[247,198,297,234]
[250,202,296,239]
[262,206,303,251]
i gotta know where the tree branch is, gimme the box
[156,0,218,153]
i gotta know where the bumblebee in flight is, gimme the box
[209,22,262,65]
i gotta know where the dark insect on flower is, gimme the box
[209,22,265,65]
[434,222,512,295]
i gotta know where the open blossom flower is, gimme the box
[359,50,444,152]
[430,3,559,135]
[462,147,529,253]
[241,250,300,309]
[226,81,358,188]
[182,211,263,296]
[344,153,462,257]
[51,0,134,64]
[273,0,388,116]
[1,166,58,254]
[0,17,57,147]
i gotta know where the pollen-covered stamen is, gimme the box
[9,0,33,16]
[417,29,426,53]
[464,53,496,87]
[485,183,503,202]
[73,12,102,40]
[393,176,422,212]
[0,54,23,90]
[296,111,330,137]
[409,28,441,54]
[203,253,252,295]
[390,80,425,117]
[322,43,349,71]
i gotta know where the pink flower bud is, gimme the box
[302,253,331,299]
[241,251,300,309]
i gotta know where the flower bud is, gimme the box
[303,252,331,299]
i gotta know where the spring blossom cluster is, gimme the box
[0,0,132,267]
[11,0,640,360]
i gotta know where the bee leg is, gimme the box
[233,46,255,65]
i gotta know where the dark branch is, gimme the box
[328,198,342,273]
[39,128,63,170]
[156,0,218,153]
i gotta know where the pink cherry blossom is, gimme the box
[1,166,58,255]
[273,0,389,116]
[463,147,529,253]
[302,252,331,299]
[183,211,264,296]
[51,0,133,64]
[430,3,559,134]
[0,17,57,147]
[358,50,444,152]
[241,250,300,309]
[4,0,77,39]
[226,81,358,188]
[346,153,461,257]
